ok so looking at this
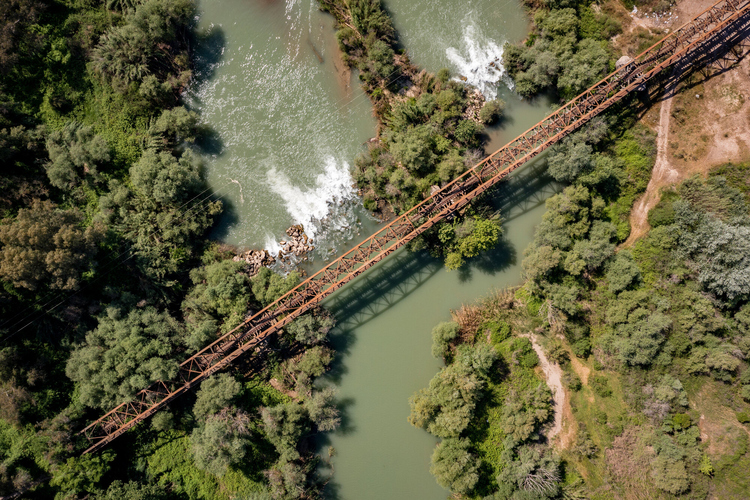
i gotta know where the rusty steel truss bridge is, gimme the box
[80,0,750,454]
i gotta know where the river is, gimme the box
[189,0,554,498]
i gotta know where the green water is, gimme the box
[190,0,557,497]
[188,0,378,260]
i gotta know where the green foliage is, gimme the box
[673,200,750,301]
[100,149,221,280]
[699,454,714,476]
[191,412,250,477]
[431,321,460,359]
[259,403,309,463]
[430,438,480,494]
[479,99,505,124]
[439,215,503,270]
[606,250,641,294]
[92,0,194,92]
[250,267,301,307]
[193,373,242,419]
[149,106,199,148]
[93,479,169,500]
[500,383,551,445]
[66,306,184,409]
[50,450,115,498]
[589,374,612,398]
[0,199,103,291]
[605,289,672,366]
[737,411,750,424]
[494,445,561,498]
[182,260,252,349]
[409,344,496,438]
[485,320,511,349]
[45,121,110,191]
[303,386,341,431]
[285,313,335,346]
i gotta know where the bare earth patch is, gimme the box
[524,334,571,448]
[693,383,750,457]
[623,0,750,246]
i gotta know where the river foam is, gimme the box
[446,21,513,99]
[266,157,363,261]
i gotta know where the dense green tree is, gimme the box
[0,199,103,291]
[501,384,551,445]
[0,0,44,77]
[260,403,309,463]
[92,24,153,90]
[93,479,169,500]
[285,313,335,345]
[429,438,479,495]
[606,290,672,366]
[350,0,395,41]
[495,446,561,498]
[674,201,750,301]
[431,321,460,359]
[408,345,494,437]
[50,450,115,498]
[149,106,199,148]
[66,306,184,409]
[606,250,641,294]
[250,267,301,307]
[182,260,252,349]
[100,149,220,280]
[193,373,242,419]
[388,124,437,173]
[191,411,250,477]
[303,386,341,431]
[45,122,110,191]
[479,99,505,124]
[558,39,609,98]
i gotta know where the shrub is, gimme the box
[431,321,460,359]
[478,99,505,124]
[590,374,612,398]
[484,320,511,348]
[737,411,750,424]
[563,371,582,391]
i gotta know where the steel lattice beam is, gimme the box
[80,0,750,454]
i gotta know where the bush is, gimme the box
[563,371,582,391]
[429,438,480,495]
[478,99,505,124]
[484,320,511,348]
[590,374,612,398]
[431,321,460,359]
[737,411,750,424]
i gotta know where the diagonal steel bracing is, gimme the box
[80,0,750,454]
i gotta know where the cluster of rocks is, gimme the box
[233,225,316,276]
[463,87,485,123]
[279,225,315,259]
[233,248,276,277]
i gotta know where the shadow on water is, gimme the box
[324,250,443,384]
[191,26,227,91]
[208,189,240,242]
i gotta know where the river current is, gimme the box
[190,0,554,498]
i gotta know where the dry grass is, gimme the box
[604,427,666,500]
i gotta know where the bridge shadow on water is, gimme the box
[313,160,561,497]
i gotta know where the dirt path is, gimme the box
[624,77,680,246]
[524,334,566,443]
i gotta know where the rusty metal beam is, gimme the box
[79,0,750,454]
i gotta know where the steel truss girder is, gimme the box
[79,0,750,454]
